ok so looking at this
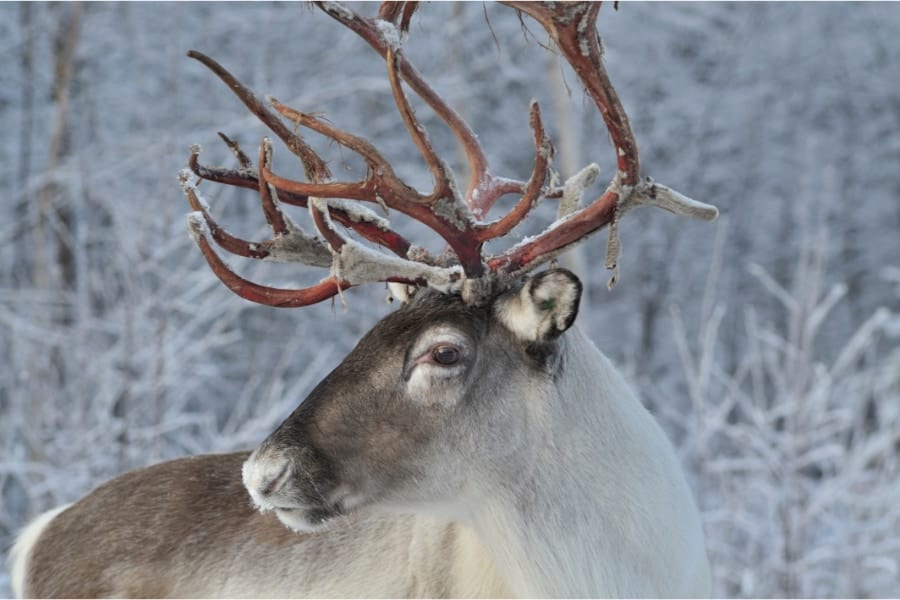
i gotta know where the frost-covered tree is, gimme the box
[658,205,900,596]
[2,3,899,597]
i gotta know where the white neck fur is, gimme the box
[465,329,710,597]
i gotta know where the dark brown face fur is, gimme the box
[242,269,583,531]
[246,291,497,528]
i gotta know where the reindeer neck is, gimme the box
[467,329,688,596]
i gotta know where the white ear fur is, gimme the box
[496,269,582,343]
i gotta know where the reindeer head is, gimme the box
[242,269,581,532]
[180,1,717,532]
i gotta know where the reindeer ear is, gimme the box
[496,269,582,343]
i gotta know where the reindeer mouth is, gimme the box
[243,446,356,533]
[272,500,345,533]
[271,485,376,533]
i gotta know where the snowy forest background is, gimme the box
[1,2,899,597]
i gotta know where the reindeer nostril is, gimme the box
[260,463,290,496]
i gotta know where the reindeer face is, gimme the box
[242,269,582,533]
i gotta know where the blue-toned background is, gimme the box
[1,3,898,596]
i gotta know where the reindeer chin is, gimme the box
[275,505,343,534]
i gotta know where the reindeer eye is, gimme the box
[431,344,461,366]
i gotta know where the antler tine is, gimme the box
[377,1,419,35]
[266,97,397,193]
[190,214,351,307]
[486,2,718,282]
[265,95,485,277]
[308,198,347,254]
[313,3,560,224]
[188,140,416,260]
[505,3,639,186]
[181,171,349,308]
[180,169,276,260]
[316,2,499,211]
[187,50,331,183]
[258,138,290,236]
[218,132,252,169]
[385,47,459,204]
[475,101,553,242]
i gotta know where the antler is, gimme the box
[183,1,717,307]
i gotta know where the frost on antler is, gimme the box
[182,1,718,308]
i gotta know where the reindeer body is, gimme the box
[13,278,710,598]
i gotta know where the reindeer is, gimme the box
[10,2,718,597]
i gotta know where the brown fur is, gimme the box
[26,453,298,597]
[23,452,506,598]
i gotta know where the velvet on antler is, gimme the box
[182,1,717,307]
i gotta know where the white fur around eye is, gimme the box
[407,359,466,402]
[405,327,470,404]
